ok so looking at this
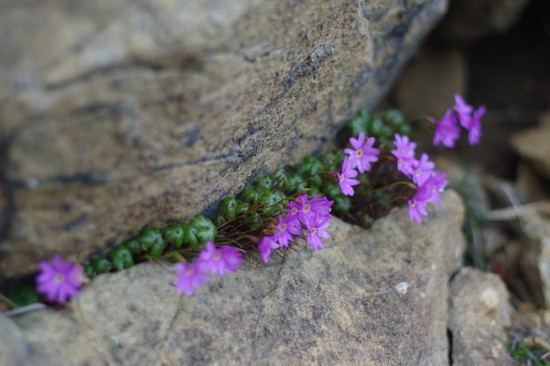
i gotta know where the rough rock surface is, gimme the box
[0,0,450,279]
[519,214,550,309]
[436,0,530,43]
[3,191,465,366]
[511,124,550,182]
[0,315,28,366]
[448,267,512,366]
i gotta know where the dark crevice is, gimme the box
[0,133,16,250]
[447,327,453,365]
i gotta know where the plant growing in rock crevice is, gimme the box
[2,94,485,307]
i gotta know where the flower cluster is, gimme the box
[36,255,84,304]
[28,94,484,306]
[338,132,380,196]
[432,94,486,147]
[391,134,448,222]
[259,194,333,263]
[174,241,243,296]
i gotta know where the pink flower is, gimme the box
[338,156,360,196]
[36,255,84,304]
[427,171,448,205]
[412,153,435,186]
[454,94,474,128]
[197,241,242,277]
[258,235,279,263]
[274,214,301,248]
[219,246,243,273]
[296,195,333,222]
[467,106,485,145]
[432,109,460,148]
[303,214,331,251]
[408,180,435,223]
[391,134,416,177]
[174,262,211,296]
[344,132,380,173]
[286,200,301,222]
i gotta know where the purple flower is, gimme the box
[338,156,360,196]
[412,153,435,186]
[303,214,331,251]
[297,195,333,220]
[258,235,279,263]
[197,241,242,277]
[408,180,435,222]
[391,134,416,177]
[467,106,485,145]
[432,109,460,148]
[287,200,301,222]
[36,255,84,304]
[454,94,474,128]
[274,214,301,247]
[174,262,210,296]
[219,246,243,273]
[344,132,380,173]
[427,171,447,205]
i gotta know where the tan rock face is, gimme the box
[448,268,511,366]
[4,190,465,366]
[0,0,449,278]
[511,124,550,182]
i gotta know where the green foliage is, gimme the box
[346,107,410,146]
[3,285,39,309]
[107,244,135,271]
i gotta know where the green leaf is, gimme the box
[236,201,250,216]
[219,197,237,221]
[107,244,135,270]
[244,211,262,230]
[164,225,185,248]
[333,196,351,213]
[271,169,288,188]
[137,227,164,250]
[191,215,217,244]
[83,261,96,277]
[383,109,405,127]
[125,239,142,255]
[255,176,272,190]
[6,285,39,309]
[92,257,112,274]
[241,187,260,203]
[181,224,199,248]
[284,173,307,194]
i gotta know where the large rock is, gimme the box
[519,214,550,309]
[0,0,450,279]
[511,124,550,182]
[448,268,511,366]
[3,190,465,365]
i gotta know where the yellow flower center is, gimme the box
[55,274,65,283]
[311,227,317,235]
[291,207,298,215]
[410,199,416,207]
[281,223,287,231]
[304,204,311,213]
[355,150,363,157]
[214,252,221,260]
[398,159,403,167]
